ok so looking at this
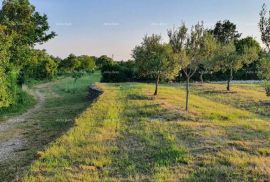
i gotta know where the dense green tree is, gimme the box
[0,25,13,108]
[0,0,56,67]
[36,52,58,80]
[101,60,137,82]
[212,37,260,91]
[0,0,56,46]
[258,54,270,79]
[20,50,57,81]
[210,20,259,91]
[133,34,180,95]
[211,20,241,44]
[59,54,81,73]
[197,32,219,83]
[77,55,96,72]
[96,55,114,68]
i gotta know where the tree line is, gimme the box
[101,4,270,112]
[1,1,270,114]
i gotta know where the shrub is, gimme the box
[101,60,136,82]
[21,50,58,82]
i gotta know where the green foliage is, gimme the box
[0,0,56,109]
[211,32,260,91]
[59,54,80,73]
[77,55,96,72]
[211,20,241,44]
[168,22,218,111]
[0,0,56,67]
[257,53,270,97]
[0,87,35,117]
[133,34,179,80]
[96,55,113,68]
[133,34,180,95]
[168,23,217,77]
[0,25,15,108]
[72,70,85,83]
[214,40,260,73]
[59,54,96,75]
[101,60,136,82]
[258,54,270,81]
[21,50,58,82]
[235,37,261,54]
[0,0,56,46]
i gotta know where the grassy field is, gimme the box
[0,72,101,181]
[22,82,270,181]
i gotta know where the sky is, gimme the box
[29,0,267,60]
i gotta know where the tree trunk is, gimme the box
[200,72,204,84]
[185,77,190,112]
[154,75,160,96]
[227,68,233,91]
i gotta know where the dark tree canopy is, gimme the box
[212,20,241,44]
[96,55,114,68]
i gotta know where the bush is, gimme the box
[101,60,136,82]
[77,55,96,72]
[21,50,58,82]
[0,68,10,108]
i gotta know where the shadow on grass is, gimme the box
[109,92,188,180]
[201,90,237,95]
[127,94,154,101]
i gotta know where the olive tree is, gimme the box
[258,3,270,96]
[212,37,260,91]
[133,34,180,95]
[168,22,217,112]
[258,54,270,96]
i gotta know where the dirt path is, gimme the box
[0,84,47,162]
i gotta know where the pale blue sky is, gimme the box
[30,0,266,60]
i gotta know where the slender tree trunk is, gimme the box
[154,74,160,96]
[185,77,190,112]
[227,68,233,91]
[200,72,204,84]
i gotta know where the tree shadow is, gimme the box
[201,90,237,95]
[127,94,154,101]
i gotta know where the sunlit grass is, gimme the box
[23,82,270,181]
